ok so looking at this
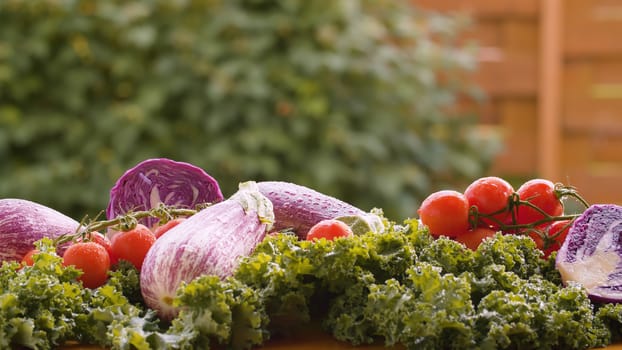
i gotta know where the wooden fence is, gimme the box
[415,0,622,206]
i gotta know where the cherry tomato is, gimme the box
[21,249,39,267]
[153,218,186,239]
[417,190,470,238]
[516,179,563,225]
[530,220,572,258]
[63,242,111,288]
[306,219,353,241]
[454,227,497,250]
[110,224,156,270]
[464,176,514,229]
[78,231,118,266]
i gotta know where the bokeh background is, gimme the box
[1,0,616,222]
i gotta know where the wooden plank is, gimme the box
[463,20,501,47]
[563,61,622,135]
[413,0,538,18]
[564,0,622,57]
[488,99,538,176]
[592,137,622,163]
[562,169,622,205]
[560,134,591,170]
[560,134,621,206]
[474,57,537,96]
[557,134,622,172]
[538,0,563,182]
[504,19,539,52]
[472,20,539,97]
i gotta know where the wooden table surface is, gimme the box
[58,327,622,350]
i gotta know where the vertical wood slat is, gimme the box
[538,0,562,181]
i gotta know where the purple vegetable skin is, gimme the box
[556,204,622,302]
[0,198,80,262]
[257,181,383,239]
[106,158,223,228]
[140,181,273,320]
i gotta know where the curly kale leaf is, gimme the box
[168,275,269,350]
[466,264,527,306]
[596,302,622,343]
[106,260,144,307]
[381,263,475,349]
[0,239,86,349]
[545,284,610,349]
[73,283,164,349]
[398,218,435,251]
[107,309,187,350]
[322,269,377,345]
[235,234,316,329]
[539,251,563,285]
[474,280,609,350]
[417,236,474,275]
[313,229,418,291]
[473,233,551,279]
[325,263,476,349]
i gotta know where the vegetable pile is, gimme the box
[2,159,622,350]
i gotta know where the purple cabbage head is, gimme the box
[106,158,223,228]
[556,204,622,302]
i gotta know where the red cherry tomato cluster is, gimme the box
[418,176,581,255]
[60,226,157,288]
[22,221,173,288]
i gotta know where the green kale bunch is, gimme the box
[0,239,84,349]
[230,219,612,350]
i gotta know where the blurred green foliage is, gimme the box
[0,0,498,220]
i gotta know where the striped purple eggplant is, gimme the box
[0,198,80,262]
[257,181,384,239]
[140,181,274,320]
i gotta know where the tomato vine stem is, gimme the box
[469,183,589,234]
[54,204,200,246]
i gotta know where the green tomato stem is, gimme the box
[54,204,199,247]
[471,185,587,234]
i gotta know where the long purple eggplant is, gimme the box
[0,198,80,262]
[257,181,383,239]
[140,181,273,320]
